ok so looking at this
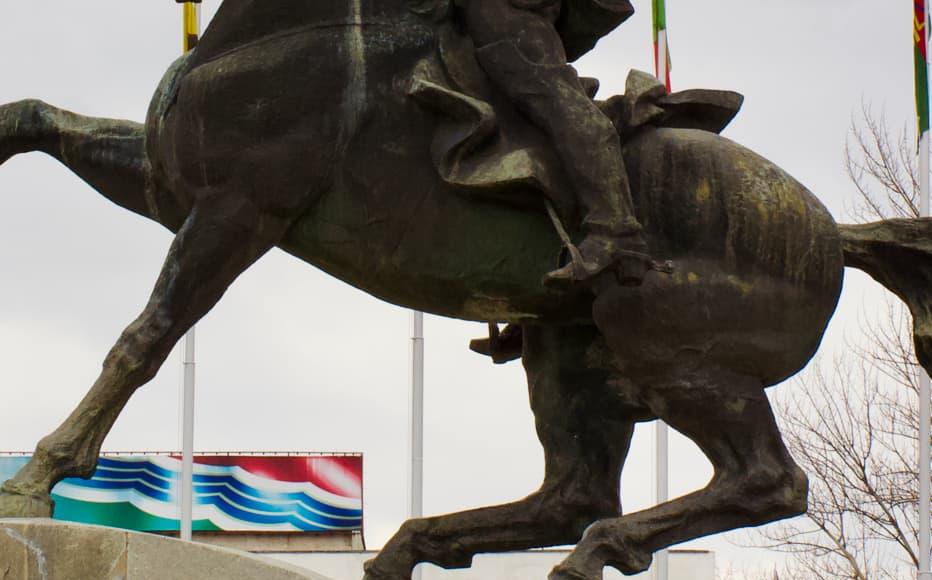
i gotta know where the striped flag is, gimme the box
[652,0,671,91]
[917,0,930,134]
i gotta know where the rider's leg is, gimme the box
[364,324,637,580]
[0,192,295,517]
[549,366,808,579]
[0,100,182,228]
[463,0,651,285]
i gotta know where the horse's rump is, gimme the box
[626,129,843,293]
[605,129,845,383]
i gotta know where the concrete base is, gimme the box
[0,519,333,580]
[162,530,365,553]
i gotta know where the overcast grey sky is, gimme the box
[0,0,915,574]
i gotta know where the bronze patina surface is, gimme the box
[1,2,929,579]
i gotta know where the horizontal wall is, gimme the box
[269,549,715,580]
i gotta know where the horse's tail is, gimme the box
[839,218,932,373]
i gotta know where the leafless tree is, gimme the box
[844,103,920,222]
[725,106,926,579]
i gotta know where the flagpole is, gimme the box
[177,0,201,544]
[652,2,670,580]
[916,1,932,578]
[410,310,424,580]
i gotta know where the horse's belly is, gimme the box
[593,257,843,385]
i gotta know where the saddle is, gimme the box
[405,21,745,210]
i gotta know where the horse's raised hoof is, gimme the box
[361,557,408,580]
[553,521,654,580]
[548,564,592,580]
[0,489,53,518]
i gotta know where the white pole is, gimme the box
[410,311,425,580]
[920,137,931,580]
[657,29,669,91]
[654,421,669,580]
[920,5,931,578]
[653,23,670,580]
[920,37,930,580]
[180,328,196,541]
[178,1,200,543]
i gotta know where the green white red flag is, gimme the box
[652,0,671,91]
[917,0,930,134]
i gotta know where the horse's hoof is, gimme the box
[0,490,53,518]
[608,551,653,576]
[548,563,593,580]
[362,558,407,580]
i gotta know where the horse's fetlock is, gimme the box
[34,436,77,476]
[581,520,616,545]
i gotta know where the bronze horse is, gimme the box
[1,1,930,579]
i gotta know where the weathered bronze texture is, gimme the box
[0,2,928,579]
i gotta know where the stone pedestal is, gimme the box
[0,519,333,580]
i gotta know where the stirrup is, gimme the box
[469,323,523,364]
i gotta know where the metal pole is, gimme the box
[654,421,669,580]
[177,0,200,543]
[410,311,425,580]
[920,3,931,576]
[653,5,670,579]
[920,100,931,580]
[180,327,196,541]
[920,136,931,580]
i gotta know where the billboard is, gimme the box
[0,454,362,533]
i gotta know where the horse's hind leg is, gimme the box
[0,193,293,517]
[549,367,807,579]
[364,325,639,580]
[0,100,175,227]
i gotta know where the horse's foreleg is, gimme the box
[364,325,637,580]
[0,194,292,517]
[0,100,176,228]
[549,367,808,579]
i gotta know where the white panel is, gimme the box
[268,549,715,580]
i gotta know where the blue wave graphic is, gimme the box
[95,458,361,518]
[63,457,362,531]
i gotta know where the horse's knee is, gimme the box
[383,517,473,570]
[103,341,159,386]
[533,486,620,539]
[105,310,180,385]
[726,459,808,521]
[770,463,808,517]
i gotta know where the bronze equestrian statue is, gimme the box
[2,1,931,579]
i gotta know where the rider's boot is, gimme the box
[470,38,658,289]
[544,223,652,287]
